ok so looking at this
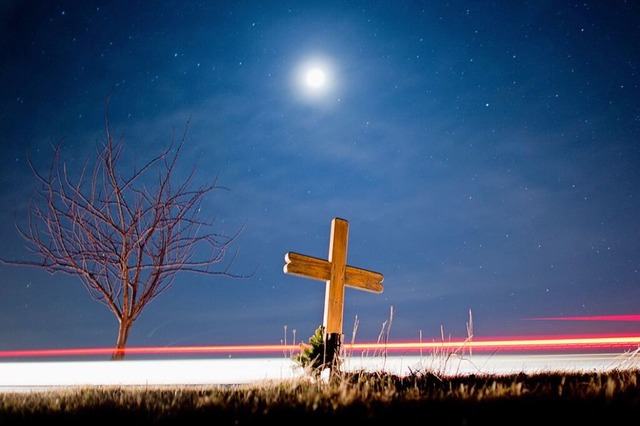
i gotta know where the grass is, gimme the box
[1,368,640,424]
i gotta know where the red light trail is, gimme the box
[0,334,638,359]
[527,315,640,321]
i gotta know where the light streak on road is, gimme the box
[0,334,639,359]
[527,315,640,321]
[0,352,639,390]
[0,334,639,389]
[0,344,292,358]
[349,334,640,353]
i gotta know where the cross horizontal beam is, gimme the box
[284,251,383,293]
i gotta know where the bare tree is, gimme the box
[0,109,245,360]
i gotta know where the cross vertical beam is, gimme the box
[324,217,348,335]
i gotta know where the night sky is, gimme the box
[1,1,639,355]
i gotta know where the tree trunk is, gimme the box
[111,319,133,360]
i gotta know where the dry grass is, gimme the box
[1,368,640,425]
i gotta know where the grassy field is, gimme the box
[1,367,639,425]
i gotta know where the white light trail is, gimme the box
[0,352,638,391]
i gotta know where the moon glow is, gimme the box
[305,68,326,88]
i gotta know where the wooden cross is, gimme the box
[283,217,384,336]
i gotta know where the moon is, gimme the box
[305,68,326,89]
[293,56,337,106]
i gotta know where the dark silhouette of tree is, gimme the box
[0,107,245,360]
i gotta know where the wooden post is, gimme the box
[283,217,384,373]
